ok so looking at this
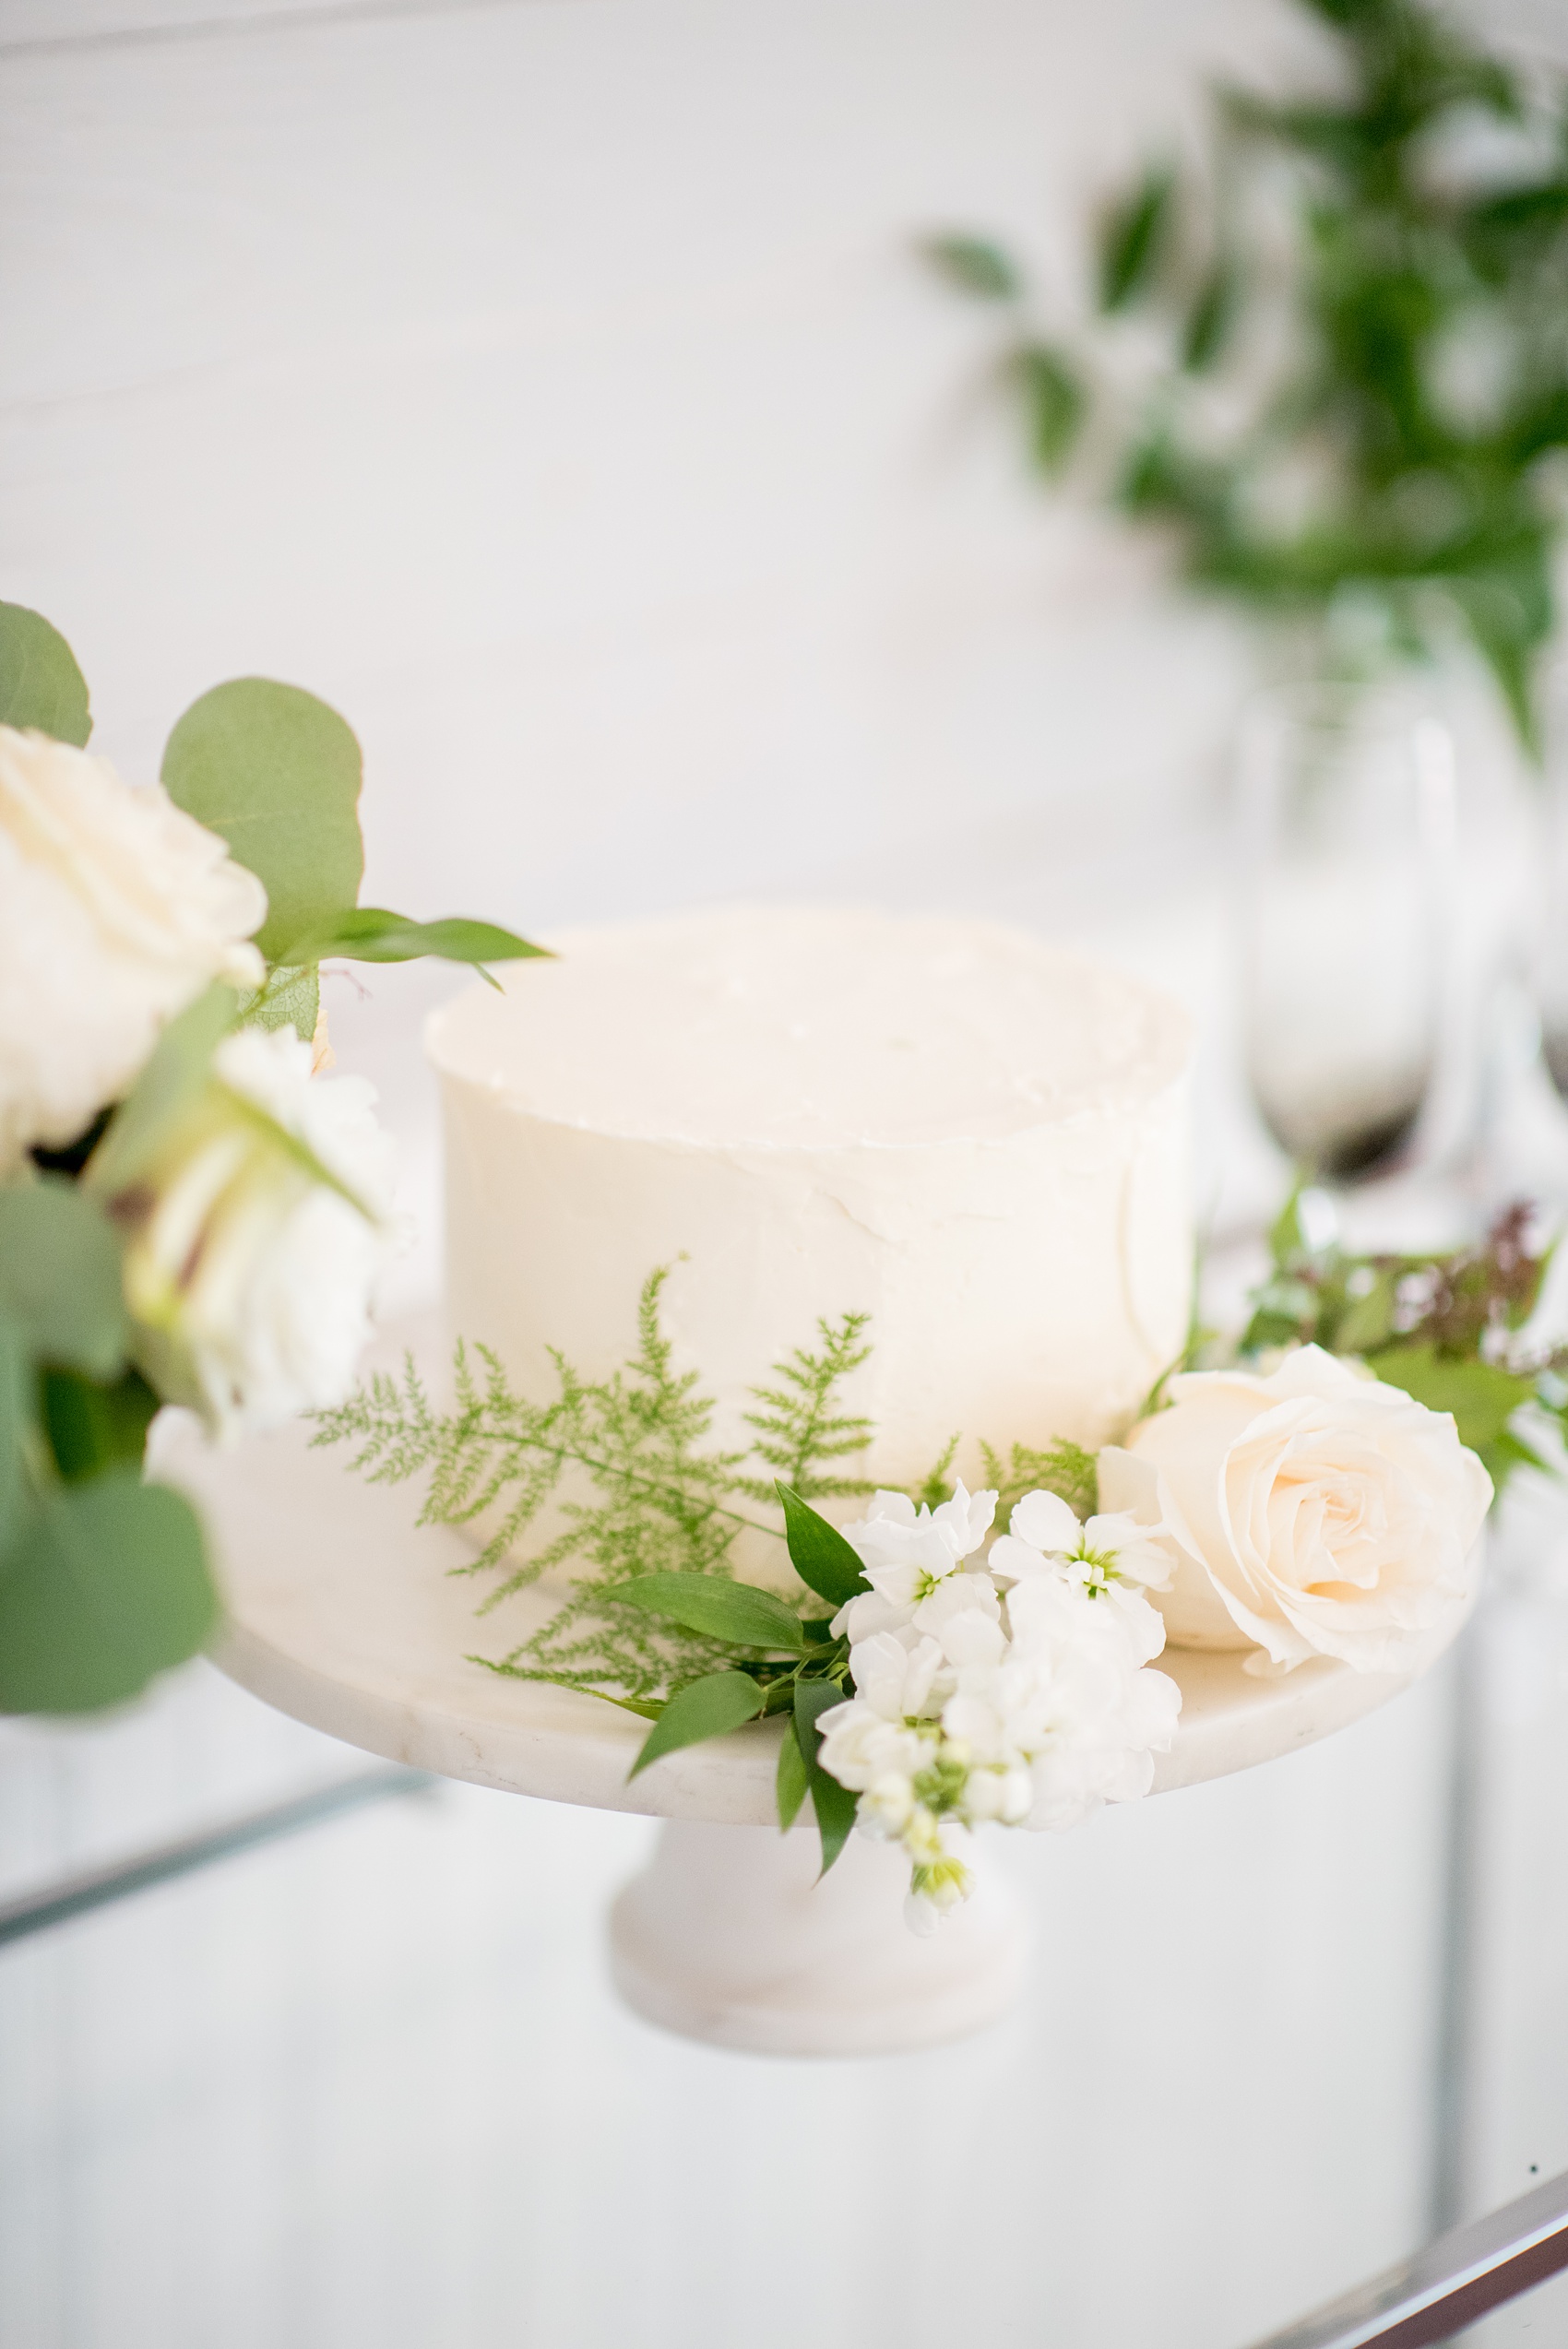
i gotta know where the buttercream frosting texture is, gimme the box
[427,906,1194,1519]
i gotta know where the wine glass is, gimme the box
[1236,682,1457,1195]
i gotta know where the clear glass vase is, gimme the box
[1236,682,1458,1188]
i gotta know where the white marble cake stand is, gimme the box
[161,1394,1469,2060]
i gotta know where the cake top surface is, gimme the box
[425,905,1191,1149]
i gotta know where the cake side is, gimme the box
[426,906,1194,1575]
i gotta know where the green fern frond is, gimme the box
[317,1274,876,1701]
[913,1432,961,1510]
[319,1269,1105,1703]
[735,1310,874,1501]
[983,1435,1099,1526]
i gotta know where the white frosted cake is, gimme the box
[425,906,1194,1523]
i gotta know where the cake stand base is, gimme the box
[160,1376,1477,2060]
[608,1818,1028,2057]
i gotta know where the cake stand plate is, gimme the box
[161,1374,1467,2059]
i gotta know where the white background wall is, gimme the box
[5,3,1568,2344]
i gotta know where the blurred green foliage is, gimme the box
[1239,1193,1568,1486]
[928,0,1568,752]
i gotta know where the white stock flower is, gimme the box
[814,1477,1182,1927]
[905,1823,975,1938]
[814,1700,928,1791]
[1002,1570,1181,1829]
[120,1026,395,1438]
[0,727,266,1165]
[989,1487,1178,1596]
[1099,1345,1493,1673]
[831,1481,997,1639]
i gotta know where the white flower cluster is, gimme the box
[814,1483,1182,1933]
[0,725,394,1437]
[0,728,266,1168]
[124,1026,395,1439]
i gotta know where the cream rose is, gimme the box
[1099,1345,1491,1674]
[119,1026,395,1437]
[0,726,267,1165]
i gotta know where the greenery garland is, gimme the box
[320,1203,1567,1876]
[929,0,1568,749]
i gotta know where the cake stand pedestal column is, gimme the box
[609,1818,1028,2058]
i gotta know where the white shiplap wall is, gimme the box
[4,4,1566,2345]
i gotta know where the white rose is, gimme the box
[1099,1345,1492,1674]
[0,727,267,1165]
[119,1026,394,1437]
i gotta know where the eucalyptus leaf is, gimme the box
[0,1470,216,1714]
[237,964,319,1042]
[776,1481,867,1609]
[0,603,91,745]
[161,680,363,962]
[604,1572,804,1653]
[775,1716,810,1833]
[0,1314,29,1555]
[84,983,235,1199]
[276,907,550,974]
[0,1180,126,1375]
[41,1366,160,1484]
[628,1670,766,1777]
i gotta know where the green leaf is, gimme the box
[1011,344,1087,474]
[1364,1344,1532,1454]
[922,233,1023,301]
[1441,573,1543,758]
[0,1180,126,1375]
[161,680,363,962]
[0,1470,217,1714]
[1267,1180,1310,1269]
[1333,1269,1398,1358]
[0,1314,30,1555]
[41,1366,160,1483]
[1182,257,1240,372]
[84,983,235,1199]
[1099,164,1176,312]
[792,1674,845,1761]
[793,1678,857,1876]
[810,1768,859,1875]
[603,1572,805,1653]
[627,1669,766,1776]
[776,1481,867,1609]
[0,603,91,745]
[775,1716,810,1833]
[274,907,550,976]
[236,964,319,1041]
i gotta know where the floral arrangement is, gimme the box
[0,600,540,1716]
[324,1199,1511,1931]
[928,0,1568,749]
